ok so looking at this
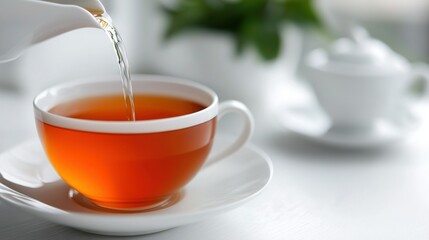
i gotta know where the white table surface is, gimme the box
[1,84,429,240]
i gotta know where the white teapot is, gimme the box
[0,0,105,63]
[305,27,429,131]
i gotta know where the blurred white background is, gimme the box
[2,0,429,91]
[2,0,429,95]
[1,0,429,142]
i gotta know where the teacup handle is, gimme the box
[204,100,254,168]
[411,63,429,99]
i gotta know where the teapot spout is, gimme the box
[32,2,103,43]
[43,0,106,15]
[0,0,104,63]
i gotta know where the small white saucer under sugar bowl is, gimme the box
[303,26,429,135]
[277,100,419,149]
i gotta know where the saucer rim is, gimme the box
[278,101,419,148]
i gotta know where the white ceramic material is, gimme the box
[0,0,104,63]
[278,100,418,148]
[0,136,272,236]
[305,27,429,131]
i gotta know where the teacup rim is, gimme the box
[33,74,219,134]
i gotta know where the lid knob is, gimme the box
[307,26,409,76]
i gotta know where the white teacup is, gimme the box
[305,28,429,132]
[34,75,254,211]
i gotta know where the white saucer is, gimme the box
[277,102,419,148]
[0,135,272,236]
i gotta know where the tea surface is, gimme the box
[49,94,205,121]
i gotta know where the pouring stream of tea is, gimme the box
[96,15,136,121]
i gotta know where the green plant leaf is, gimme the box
[161,0,321,61]
[282,0,320,26]
[240,18,281,60]
[162,2,209,38]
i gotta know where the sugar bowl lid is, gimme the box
[306,27,410,76]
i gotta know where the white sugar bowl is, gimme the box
[305,27,428,132]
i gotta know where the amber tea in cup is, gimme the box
[39,95,213,209]
[34,75,253,211]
